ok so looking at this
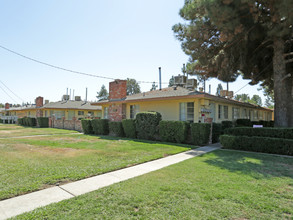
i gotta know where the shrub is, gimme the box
[235,119,251,127]
[220,135,293,156]
[212,123,222,143]
[81,119,93,134]
[0,119,2,123]
[91,119,109,135]
[109,122,125,137]
[159,121,189,143]
[135,111,162,140]
[224,127,293,139]
[122,119,136,139]
[190,123,211,145]
[18,117,36,127]
[37,117,49,128]
[221,120,233,131]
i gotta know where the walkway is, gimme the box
[0,144,221,220]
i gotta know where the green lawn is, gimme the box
[0,124,79,138]
[14,150,293,220]
[0,134,190,200]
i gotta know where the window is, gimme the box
[218,105,222,119]
[104,107,109,119]
[219,105,228,119]
[242,109,247,119]
[179,102,194,122]
[224,106,228,119]
[130,105,140,119]
[78,111,84,116]
[68,111,75,120]
[232,107,240,119]
[45,110,48,117]
[54,110,65,119]
[88,111,94,117]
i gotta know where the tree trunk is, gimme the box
[273,37,293,127]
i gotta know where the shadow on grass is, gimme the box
[203,150,293,179]
[84,134,195,149]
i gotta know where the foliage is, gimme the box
[159,121,189,143]
[127,78,141,95]
[122,119,136,139]
[109,122,125,137]
[220,135,293,156]
[235,119,251,127]
[221,121,233,131]
[168,76,175,87]
[224,127,293,139]
[173,0,293,127]
[190,123,211,145]
[249,95,262,106]
[150,82,158,91]
[234,94,250,102]
[212,123,222,143]
[135,111,162,140]
[37,117,49,128]
[0,119,2,123]
[97,84,109,101]
[91,119,109,135]
[259,85,274,109]
[234,94,262,106]
[81,119,93,134]
[18,117,36,127]
[215,84,223,96]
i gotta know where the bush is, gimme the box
[37,117,49,128]
[135,111,162,140]
[224,127,293,139]
[81,119,93,134]
[122,119,136,139]
[18,117,36,127]
[109,122,125,137]
[220,135,293,156]
[0,119,2,123]
[159,121,189,143]
[212,123,222,143]
[221,120,233,131]
[235,119,251,127]
[91,119,109,135]
[190,123,211,145]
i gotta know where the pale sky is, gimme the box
[0,0,266,105]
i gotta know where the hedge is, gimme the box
[81,119,93,134]
[221,120,233,131]
[220,135,293,156]
[159,121,189,143]
[109,121,125,137]
[224,127,293,139]
[235,119,251,127]
[0,119,2,123]
[135,111,162,140]
[122,119,136,139]
[212,123,222,143]
[37,117,49,128]
[190,123,211,145]
[18,117,36,127]
[91,119,109,135]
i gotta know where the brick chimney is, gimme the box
[35,96,44,108]
[109,79,127,100]
[5,103,9,110]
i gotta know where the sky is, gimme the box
[0,0,266,105]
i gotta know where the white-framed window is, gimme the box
[242,109,248,119]
[130,105,140,119]
[219,105,228,119]
[78,111,84,116]
[104,107,109,119]
[232,107,240,119]
[179,102,194,122]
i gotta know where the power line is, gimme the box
[0,84,18,103]
[0,80,25,102]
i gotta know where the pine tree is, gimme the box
[97,85,109,100]
[173,0,293,127]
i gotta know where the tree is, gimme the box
[96,84,108,100]
[127,78,141,95]
[249,95,262,106]
[215,84,223,96]
[168,76,175,87]
[259,86,274,109]
[234,94,250,102]
[173,0,293,127]
[150,82,158,91]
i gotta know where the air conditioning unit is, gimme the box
[45,100,49,104]
[186,79,197,89]
[174,75,187,85]
[227,91,234,98]
[75,96,81,101]
[62,95,70,101]
[220,90,228,97]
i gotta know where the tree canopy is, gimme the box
[96,84,108,101]
[126,78,141,95]
[173,0,293,127]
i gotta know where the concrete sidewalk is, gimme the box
[0,144,220,220]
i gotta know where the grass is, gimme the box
[0,124,79,138]
[13,150,293,220]
[0,133,191,200]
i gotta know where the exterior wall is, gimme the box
[109,103,126,121]
[49,117,83,132]
[109,80,127,100]
[44,109,101,120]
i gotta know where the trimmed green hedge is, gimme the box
[109,122,125,137]
[190,123,211,145]
[159,121,189,143]
[37,117,49,128]
[135,111,162,140]
[0,119,2,123]
[221,120,233,131]
[91,119,109,135]
[220,135,293,156]
[235,119,251,127]
[81,119,93,134]
[18,117,36,127]
[224,127,293,139]
[212,123,222,143]
[122,119,136,139]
